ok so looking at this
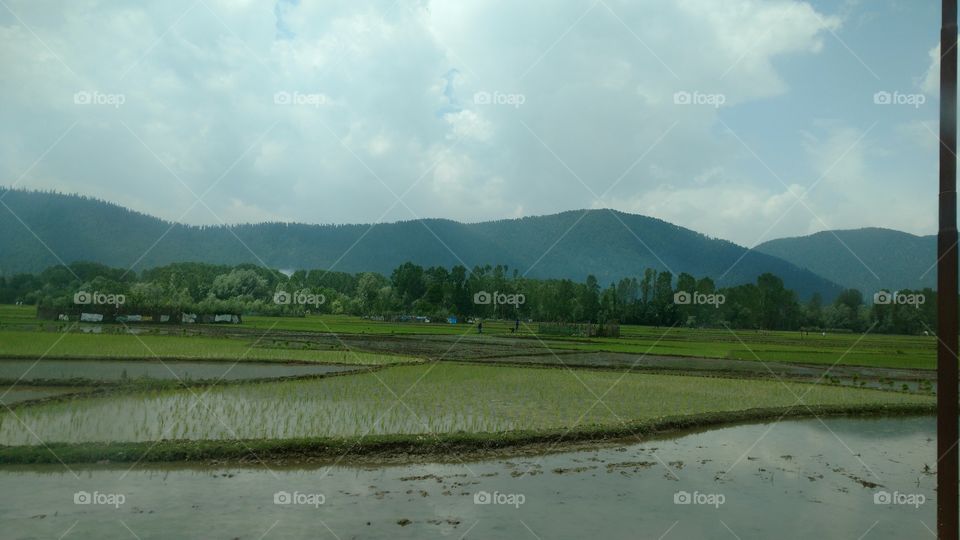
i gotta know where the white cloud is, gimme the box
[0,0,932,248]
[921,43,939,95]
[444,110,492,142]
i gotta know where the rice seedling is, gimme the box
[0,364,933,446]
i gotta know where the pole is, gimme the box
[939,0,959,538]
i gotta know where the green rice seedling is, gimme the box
[0,364,934,446]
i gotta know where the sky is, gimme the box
[0,0,945,247]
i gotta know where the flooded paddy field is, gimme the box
[0,386,92,406]
[0,359,362,384]
[0,312,943,538]
[0,416,936,539]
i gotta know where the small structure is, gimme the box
[37,305,241,325]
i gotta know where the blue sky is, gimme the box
[0,0,946,246]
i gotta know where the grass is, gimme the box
[0,330,418,365]
[0,363,933,447]
[0,304,35,326]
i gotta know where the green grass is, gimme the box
[0,304,36,326]
[0,363,933,446]
[0,330,417,365]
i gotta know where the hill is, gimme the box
[755,228,936,294]
[0,189,844,299]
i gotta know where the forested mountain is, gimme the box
[0,189,843,299]
[755,228,936,295]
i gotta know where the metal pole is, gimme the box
[940,1,959,538]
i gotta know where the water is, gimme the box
[0,386,90,405]
[0,359,360,383]
[0,416,936,539]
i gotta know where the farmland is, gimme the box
[0,329,419,365]
[0,304,940,465]
[0,303,937,370]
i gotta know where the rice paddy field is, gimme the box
[0,304,944,540]
[0,330,418,365]
[238,314,938,370]
[554,324,933,366]
[0,364,934,446]
[0,303,940,464]
[0,304,936,369]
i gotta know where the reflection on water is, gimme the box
[0,359,358,382]
[0,416,936,539]
[0,386,90,405]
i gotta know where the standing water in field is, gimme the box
[0,359,360,383]
[0,416,935,539]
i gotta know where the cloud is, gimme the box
[444,109,492,142]
[0,0,933,249]
[921,43,939,95]
[618,177,812,247]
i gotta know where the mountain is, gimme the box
[0,189,843,299]
[755,228,936,295]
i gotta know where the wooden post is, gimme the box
[939,1,959,538]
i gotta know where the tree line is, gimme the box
[0,261,936,334]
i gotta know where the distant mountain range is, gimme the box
[0,189,936,299]
[755,228,936,295]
